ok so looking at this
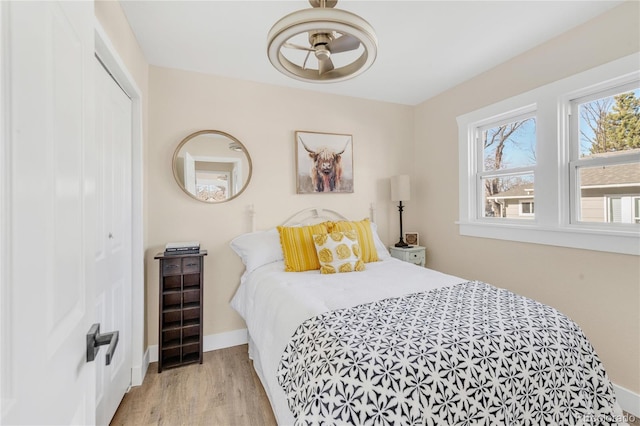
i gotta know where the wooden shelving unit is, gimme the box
[154,250,207,372]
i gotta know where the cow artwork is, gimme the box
[296,132,353,194]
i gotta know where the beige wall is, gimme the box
[413,0,640,394]
[146,66,415,348]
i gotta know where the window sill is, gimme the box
[457,221,639,256]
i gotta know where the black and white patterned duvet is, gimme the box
[277,281,619,425]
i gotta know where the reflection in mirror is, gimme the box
[173,130,252,203]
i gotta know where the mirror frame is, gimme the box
[172,130,253,203]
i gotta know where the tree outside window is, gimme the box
[579,89,640,156]
[480,117,536,219]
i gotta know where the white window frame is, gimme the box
[457,53,640,256]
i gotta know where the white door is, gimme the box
[94,59,133,425]
[1,1,98,424]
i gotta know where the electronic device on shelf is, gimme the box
[164,241,200,255]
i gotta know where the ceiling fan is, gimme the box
[267,0,378,83]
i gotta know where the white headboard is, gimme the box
[248,204,376,232]
[281,208,348,227]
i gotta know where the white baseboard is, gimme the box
[148,328,249,363]
[614,383,640,418]
[203,328,249,352]
[130,347,150,386]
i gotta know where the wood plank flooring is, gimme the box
[110,345,276,426]
[112,344,639,426]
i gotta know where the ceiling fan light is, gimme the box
[315,46,330,61]
[267,7,377,83]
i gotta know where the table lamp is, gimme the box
[391,175,411,248]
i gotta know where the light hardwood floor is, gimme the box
[110,345,276,425]
[112,345,639,426]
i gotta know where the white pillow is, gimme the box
[369,222,391,260]
[230,228,283,274]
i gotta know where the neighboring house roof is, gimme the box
[580,161,640,187]
[487,185,534,200]
[580,148,640,187]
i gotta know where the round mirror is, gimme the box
[172,130,252,203]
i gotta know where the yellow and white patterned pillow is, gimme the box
[313,231,365,274]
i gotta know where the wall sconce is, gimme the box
[391,175,411,248]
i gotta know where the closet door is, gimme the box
[94,58,133,425]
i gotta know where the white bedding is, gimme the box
[230,257,466,425]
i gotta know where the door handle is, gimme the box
[86,323,119,366]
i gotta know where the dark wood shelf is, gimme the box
[161,356,182,369]
[162,340,181,349]
[183,318,200,328]
[183,335,199,345]
[155,250,207,373]
[182,353,200,364]
[163,304,181,312]
[163,321,181,330]
[183,302,199,310]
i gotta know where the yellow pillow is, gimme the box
[313,231,365,274]
[277,223,330,272]
[328,218,379,263]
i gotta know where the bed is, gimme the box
[230,208,625,425]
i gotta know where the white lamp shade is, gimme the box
[391,175,410,202]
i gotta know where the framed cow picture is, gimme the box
[295,131,353,194]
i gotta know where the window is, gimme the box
[570,85,640,226]
[457,54,639,255]
[605,195,640,224]
[479,115,536,220]
[520,201,534,216]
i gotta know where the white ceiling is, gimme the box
[119,0,623,106]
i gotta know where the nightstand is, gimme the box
[389,246,425,267]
